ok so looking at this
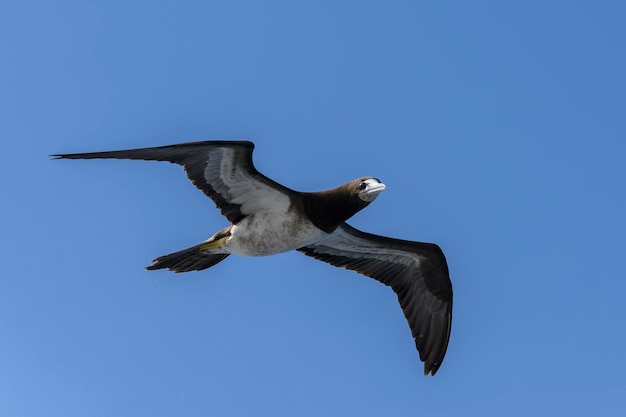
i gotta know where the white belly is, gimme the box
[224,210,325,256]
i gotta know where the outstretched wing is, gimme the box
[298,223,452,375]
[53,141,294,223]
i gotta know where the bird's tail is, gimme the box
[147,243,230,273]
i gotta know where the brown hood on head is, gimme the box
[300,178,376,233]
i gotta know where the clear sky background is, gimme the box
[2,1,625,416]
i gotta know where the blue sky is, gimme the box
[2,1,625,415]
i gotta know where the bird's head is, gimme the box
[356,177,386,202]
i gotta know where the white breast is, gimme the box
[224,208,326,257]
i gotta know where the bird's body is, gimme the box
[207,207,323,257]
[53,140,453,375]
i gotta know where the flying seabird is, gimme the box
[53,140,453,375]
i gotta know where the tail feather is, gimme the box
[147,243,230,273]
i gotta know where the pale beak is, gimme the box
[360,182,386,202]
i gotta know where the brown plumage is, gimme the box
[53,140,453,375]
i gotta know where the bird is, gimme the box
[53,140,453,375]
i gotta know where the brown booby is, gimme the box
[53,140,452,375]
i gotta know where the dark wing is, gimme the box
[52,141,295,223]
[298,223,452,375]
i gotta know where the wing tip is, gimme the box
[424,361,442,376]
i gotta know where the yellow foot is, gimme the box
[200,236,229,251]
[199,226,232,252]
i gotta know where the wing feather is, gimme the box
[52,141,294,223]
[298,223,452,375]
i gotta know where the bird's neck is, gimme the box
[300,189,369,233]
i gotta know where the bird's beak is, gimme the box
[360,182,386,202]
[368,182,386,194]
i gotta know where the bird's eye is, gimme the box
[359,182,367,191]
